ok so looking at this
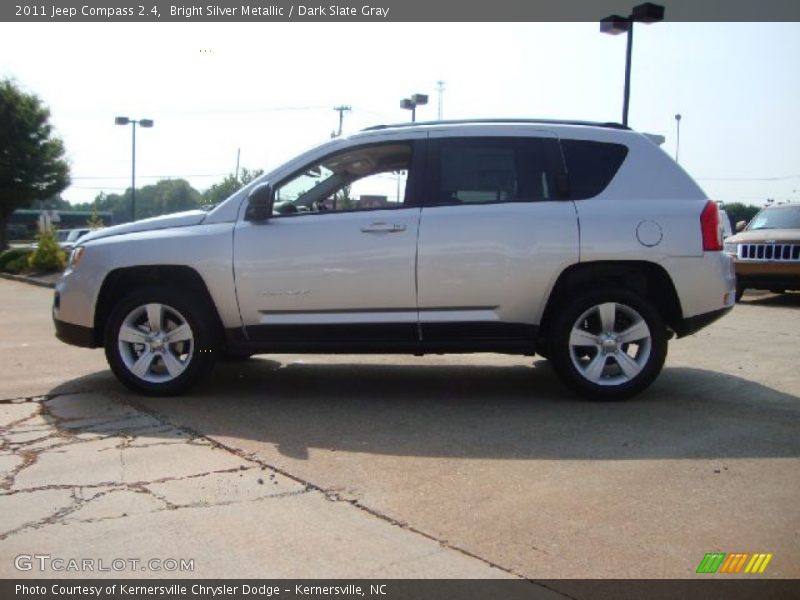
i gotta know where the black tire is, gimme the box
[735,285,745,302]
[769,288,786,295]
[549,288,668,401]
[104,286,217,395]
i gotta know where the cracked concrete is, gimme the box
[0,387,512,579]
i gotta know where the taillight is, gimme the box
[701,200,723,251]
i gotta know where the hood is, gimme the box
[78,210,208,244]
[726,228,800,244]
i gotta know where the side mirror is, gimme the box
[736,220,746,232]
[245,183,273,221]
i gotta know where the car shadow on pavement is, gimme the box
[740,291,800,308]
[47,358,800,462]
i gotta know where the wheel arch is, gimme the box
[538,260,684,347]
[94,265,225,347]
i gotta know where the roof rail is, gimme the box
[362,118,631,132]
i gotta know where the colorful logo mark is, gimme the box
[696,552,773,574]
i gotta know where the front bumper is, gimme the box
[54,317,96,348]
[734,261,800,291]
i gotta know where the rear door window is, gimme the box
[427,137,563,206]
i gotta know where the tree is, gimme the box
[724,202,760,230]
[202,167,264,206]
[86,208,104,230]
[0,79,70,250]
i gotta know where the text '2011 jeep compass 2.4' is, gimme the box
[53,120,735,400]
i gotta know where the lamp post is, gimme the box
[674,113,682,162]
[600,3,665,127]
[400,93,429,122]
[115,116,154,222]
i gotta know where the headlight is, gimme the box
[723,242,738,255]
[68,246,86,270]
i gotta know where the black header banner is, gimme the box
[3,0,800,22]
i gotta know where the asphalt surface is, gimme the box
[0,279,798,580]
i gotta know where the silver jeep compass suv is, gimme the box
[53,119,735,400]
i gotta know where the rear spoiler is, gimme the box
[642,132,666,146]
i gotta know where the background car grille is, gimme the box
[738,243,800,261]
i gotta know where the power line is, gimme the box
[71,173,228,180]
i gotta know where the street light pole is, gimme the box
[115,116,154,222]
[400,93,429,123]
[622,22,634,127]
[600,3,665,127]
[674,113,682,162]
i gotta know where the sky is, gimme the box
[1,21,799,207]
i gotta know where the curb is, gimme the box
[0,272,56,289]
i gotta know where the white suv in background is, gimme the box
[53,119,735,400]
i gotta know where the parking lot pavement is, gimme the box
[1,279,799,580]
[0,280,514,580]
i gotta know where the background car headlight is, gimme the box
[723,242,738,255]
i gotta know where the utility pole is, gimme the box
[436,80,445,120]
[332,105,351,137]
[235,148,241,183]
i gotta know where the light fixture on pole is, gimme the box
[674,113,682,162]
[115,116,154,222]
[400,93,428,122]
[600,3,665,127]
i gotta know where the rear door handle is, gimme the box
[360,222,406,233]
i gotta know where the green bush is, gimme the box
[27,228,66,273]
[4,255,31,274]
[0,248,33,273]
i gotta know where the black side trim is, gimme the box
[422,321,538,341]
[54,318,97,348]
[226,322,539,355]
[673,306,732,338]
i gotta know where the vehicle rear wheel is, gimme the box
[550,289,668,401]
[104,286,217,395]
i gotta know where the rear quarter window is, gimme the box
[562,140,628,200]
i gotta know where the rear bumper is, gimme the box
[673,306,733,337]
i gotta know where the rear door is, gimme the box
[415,130,579,346]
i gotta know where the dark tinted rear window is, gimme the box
[562,140,628,199]
[431,137,562,206]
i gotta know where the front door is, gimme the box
[233,140,423,346]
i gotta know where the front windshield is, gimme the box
[747,205,800,231]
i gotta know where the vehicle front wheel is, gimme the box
[104,286,217,395]
[550,289,668,401]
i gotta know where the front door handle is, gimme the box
[360,222,406,233]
